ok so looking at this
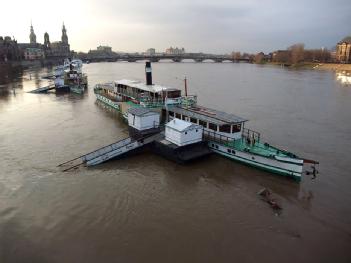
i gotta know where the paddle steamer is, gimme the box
[94,62,317,180]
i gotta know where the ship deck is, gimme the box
[225,139,298,159]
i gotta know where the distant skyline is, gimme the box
[1,0,350,54]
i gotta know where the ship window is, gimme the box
[169,111,174,117]
[215,145,219,149]
[209,123,217,131]
[199,120,207,128]
[219,124,231,133]
[167,90,181,98]
[175,113,181,119]
[232,124,241,133]
[182,115,187,120]
[212,144,214,147]
[190,117,197,123]
[227,149,231,153]
[185,132,188,135]
[196,129,198,132]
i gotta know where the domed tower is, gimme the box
[29,22,36,44]
[61,22,68,44]
[44,32,50,49]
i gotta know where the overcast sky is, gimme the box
[1,0,350,53]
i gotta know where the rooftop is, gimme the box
[166,118,200,132]
[128,107,158,116]
[115,79,180,94]
[169,105,247,126]
[339,36,351,44]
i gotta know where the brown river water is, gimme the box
[0,62,350,262]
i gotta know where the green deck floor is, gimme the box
[225,139,298,159]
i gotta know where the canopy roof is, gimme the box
[169,105,247,126]
[128,107,159,117]
[116,79,180,94]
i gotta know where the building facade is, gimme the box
[24,47,44,60]
[97,46,112,53]
[145,48,156,56]
[45,23,70,58]
[18,23,43,60]
[336,36,351,63]
[0,36,21,61]
[165,47,185,55]
[88,45,114,59]
[18,23,70,60]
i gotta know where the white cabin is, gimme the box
[128,108,160,131]
[166,105,247,141]
[165,118,203,146]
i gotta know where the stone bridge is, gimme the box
[88,53,252,63]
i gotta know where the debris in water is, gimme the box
[257,188,282,212]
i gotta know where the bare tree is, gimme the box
[255,52,265,63]
[288,43,305,64]
[231,51,241,60]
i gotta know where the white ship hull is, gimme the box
[208,141,303,180]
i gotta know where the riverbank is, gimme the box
[264,62,351,71]
[312,63,351,71]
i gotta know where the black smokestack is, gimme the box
[145,61,152,85]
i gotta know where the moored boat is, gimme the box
[94,62,318,181]
[54,59,87,94]
[54,58,83,77]
[70,84,84,94]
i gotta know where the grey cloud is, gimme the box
[80,0,351,53]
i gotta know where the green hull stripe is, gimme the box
[96,95,120,111]
[210,147,301,180]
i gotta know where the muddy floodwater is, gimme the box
[0,62,351,263]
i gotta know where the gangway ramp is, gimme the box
[28,84,56,93]
[58,133,161,171]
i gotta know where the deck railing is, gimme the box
[242,128,260,142]
[203,130,234,145]
[181,95,197,107]
[95,89,119,102]
[94,86,198,109]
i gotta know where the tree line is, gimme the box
[256,43,332,64]
[232,43,333,65]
